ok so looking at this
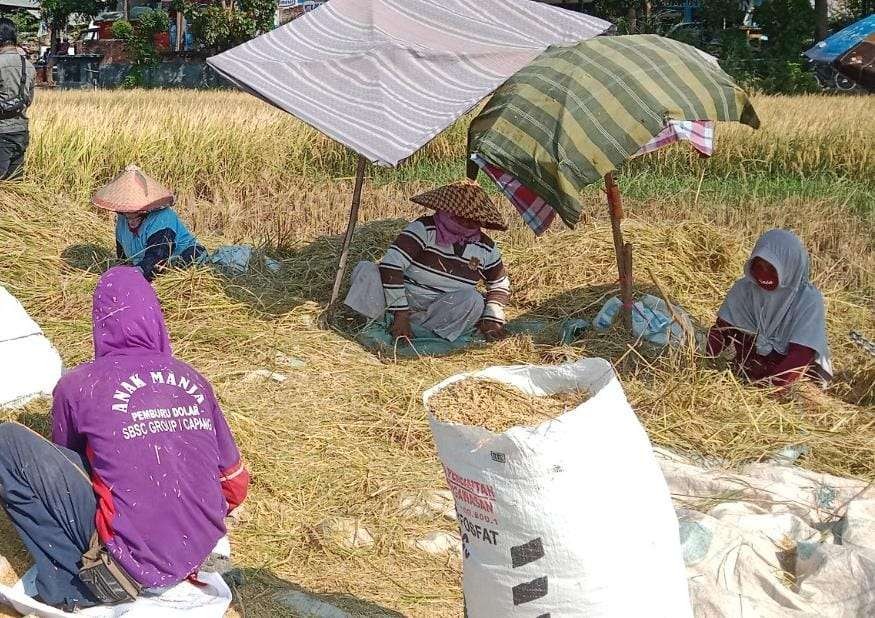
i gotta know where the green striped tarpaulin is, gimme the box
[468,34,760,228]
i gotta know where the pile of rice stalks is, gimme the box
[621,350,875,478]
[0,175,872,617]
[428,378,588,432]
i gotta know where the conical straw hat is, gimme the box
[410,179,507,230]
[91,165,175,213]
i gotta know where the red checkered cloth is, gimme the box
[634,120,715,157]
[472,154,557,236]
[474,120,715,235]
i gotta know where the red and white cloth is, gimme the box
[634,120,715,157]
[472,154,557,236]
[475,120,716,235]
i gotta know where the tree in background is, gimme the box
[591,0,823,93]
[693,0,756,88]
[112,8,170,87]
[3,10,39,43]
[592,0,660,34]
[41,0,110,49]
[753,0,818,93]
[173,0,276,52]
[831,0,874,29]
[0,9,38,53]
[237,0,276,34]
[755,0,816,57]
[699,0,745,32]
[814,0,829,40]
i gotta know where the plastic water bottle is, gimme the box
[169,23,177,50]
[594,296,623,331]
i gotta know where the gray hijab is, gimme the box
[718,229,832,378]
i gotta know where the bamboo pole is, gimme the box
[604,172,633,326]
[328,155,368,310]
[623,242,633,330]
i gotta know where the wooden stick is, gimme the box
[605,173,632,326]
[604,173,626,287]
[647,267,696,343]
[623,242,633,330]
[328,155,368,310]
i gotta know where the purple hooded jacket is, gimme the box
[52,266,249,589]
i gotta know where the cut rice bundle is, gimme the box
[429,378,589,432]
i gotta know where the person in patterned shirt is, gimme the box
[345,180,511,343]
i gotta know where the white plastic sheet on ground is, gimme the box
[424,359,693,617]
[0,570,232,618]
[0,285,63,408]
[0,538,233,617]
[658,448,875,617]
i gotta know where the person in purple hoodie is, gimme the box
[0,266,250,611]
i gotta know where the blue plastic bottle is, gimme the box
[593,296,623,330]
[169,23,177,50]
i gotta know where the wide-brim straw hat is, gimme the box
[410,179,507,231]
[91,165,175,214]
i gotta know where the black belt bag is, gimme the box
[79,532,142,605]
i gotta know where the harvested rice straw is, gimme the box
[429,378,589,432]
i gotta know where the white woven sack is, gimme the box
[424,358,692,617]
[0,285,63,408]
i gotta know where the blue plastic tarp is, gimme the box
[804,14,875,63]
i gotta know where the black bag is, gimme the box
[79,532,142,605]
[0,56,27,116]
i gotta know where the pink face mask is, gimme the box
[434,210,481,247]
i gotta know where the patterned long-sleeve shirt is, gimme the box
[379,216,510,324]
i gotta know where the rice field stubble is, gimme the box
[0,90,872,616]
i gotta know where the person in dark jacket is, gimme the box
[92,165,207,281]
[0,18,36,180]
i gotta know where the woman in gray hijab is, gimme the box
[707,229,832,387]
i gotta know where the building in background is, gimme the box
[664,1,702,23]
[276,0,326,26]
[0,0,39,16]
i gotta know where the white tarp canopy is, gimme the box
[0,285,63,408]
[207,0,609,166]
[0,0,39,9]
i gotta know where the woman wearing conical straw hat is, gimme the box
[707,229,832,388]
[345,179,511,344]
[92,165,207,282]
